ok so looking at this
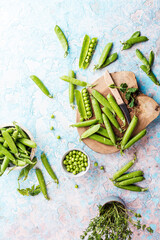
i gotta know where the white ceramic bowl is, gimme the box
[0,123,36,168]
[61,148,90,178]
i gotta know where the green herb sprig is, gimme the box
[17,184,41,196]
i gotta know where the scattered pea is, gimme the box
[100,166,104,170]
[57,135,61,139]
[50,126,54,130]
[51,114,55,119]
[75,184,78,188]
[94,162,98,167]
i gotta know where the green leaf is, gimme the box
[129,98,135,108]
[146,226,154,233]
[17,188,30,196]
[17,184,41,197]
[127,87,138,93]
[125,91,131,101]
[120,83,128,93]
[18,157,37,181]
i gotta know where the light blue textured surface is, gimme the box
[0,0,160,239]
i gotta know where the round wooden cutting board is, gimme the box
[76,71,160,154]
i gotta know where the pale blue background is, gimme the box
[0,0,160,239]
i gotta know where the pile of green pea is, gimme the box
[63,150,88,175]
[84,39,97,64]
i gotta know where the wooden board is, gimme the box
[76,71,160,154]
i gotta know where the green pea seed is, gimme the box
[83,96,88,101]
[88,52,92,56]
[63,160,67,165]
[100,166,104,170]
[88,48,92,52]
[82,92,88,97]
[73,150,76,154]
[94,162,98,167]
[85,162,88,167]
[82,167,86,171]
[69,160,72,164]
[51,114,55,119]
[85,59,89,63]
[86,55,90,60]
[73,171,76,175]
[91,39,95,43]
[90,43,94,48]
[50,126,54,130]
[86,107,91,111]
[75,184,78,188]
[87,111,92,115]
[84,100,90,104]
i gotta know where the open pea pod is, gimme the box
[75,90,87,121]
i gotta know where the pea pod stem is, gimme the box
[68,70,75,109]
[30,75,53,98]
[54,25,68,58]
[80,124,100,140]
[140,65,160,86]
[102,107,122,133]
[36,168,50,200]
[70,119,98,128]
[41,152,59,184]
[123,129,147,150]
[114,183,148,192]
[60,75,94,87]
[102,113,116,145]
[89,134,114,146]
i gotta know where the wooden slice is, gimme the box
[76,71,160,154]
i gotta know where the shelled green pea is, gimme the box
[63,150,88,175]
[81,88,92,119]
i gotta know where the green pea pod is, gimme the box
[3,141,8,148]
[36,168,50,200]
[68,70,75,109]
[125,36,148,45]
[91,89,115,115]
[89,134,114,146]
[107,94,126,126]
[94,42,113,69]
[130,31,141,38]
[0,157,10,176]
[2,131,18,154]
[102,107,122,133]
[140,65,160,86]
[97,127,109,139]
[30,75,53,98]
[12,130,19,141]
[17,158,35,166]
[116,170,144,182]
[136,49,150,72]
[81,88,92,119]
[16,142,28,155]
[112,155,136,181]
[0,137,4,143]
[83,37,97,69]
[18,138,37,148]
[60,75,94,87]
[80,124,100,139]
[54,25,68,58]
[118,176,145,186]
[91,96,103,124]
[75,90,87,120]
[102,113,116,145]
[101,53,118,68]
[122,31,141,50]
[121,115,138,150]
[41,152,59,184]
[70,119,98,128]
[0,143,15,162]
[79,35,90,68]
[13,122,29,139]
[123,129,147,150]
[6,128,14,134]
[114,183,148,192]
[149,50,154,67]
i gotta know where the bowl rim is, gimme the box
[61,148,90,178]
[0,123,36,168]
[100,196,125,214]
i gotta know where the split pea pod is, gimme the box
[121,115,138,150]
[54,25,68,58]
[2,131,18,154]
[0,143,15,162]
[70,119,98,128]
[136,49,150,71]
[0,157,10,176]
[114,183,148,192]
[41,152,59,184]
[83,38,97,69]
[81,88,92,119]
[60,75,93,87]
[36,168,50,200]
[80,124,100,139]
[89,134,114,146]
[101,53,118,68]
[91,89,115,115]
[30,75,53,98]
[18,138,37,148]
[118,176,145,186]
[107,94,126,126]
[102,107,122,133]
[91,96,103,124]
[149,50,154,67]
[140,65,160,86]
[94,42,113,70]
[112,156,136,181]
[79,35,90,68]
[68,70,75,109]
[116,170,144,182]
[75,90,87,121]
[102,113,116,145]
[97,127,109,139]
[123,129,147,150]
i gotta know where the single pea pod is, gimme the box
[70,119,98,128]
[89,134,114,146]
[12,130,19,141]
[83,38,97,69]
[30,75,53,98]
[75,90,87,121]
[41,152,59,184]
[94,42,113,70]
[36,168,50,200]
[116,170,144,182]
[13,122,29,139]
[136,49,150,73]
[91,96,103,124]
[0,143,15,162]
[102,107,122,133]
[125,36,148,45]
[18,138,37,148]
[79,35,90,68]
[81,88,92,119]
[16,142,28,155]
[68,70,75,109]
[2,131,18,154]
[54,25,68,58]
[3,141,8,148]
[118,176,145,186]
[60,75,94,87]
[101,53,118,68]
[140,65,160,86]
[97,127,109,139]
[123,129,147,150]
[149,50,154,67]
[112,155,136,181]
[80,124,100,139]
[102,113,116,145]
[114,183,148,192]
[121,115,138,150]
[91,89,115,115]
[107,94,126,126]
[0,157,10,176]
[122,31,141,50]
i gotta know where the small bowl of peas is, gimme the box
[61,149,90,177]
